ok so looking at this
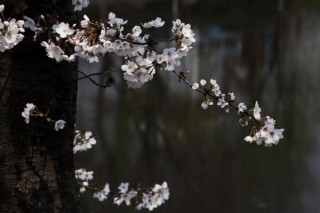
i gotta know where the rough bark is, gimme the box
[0,1,79,212]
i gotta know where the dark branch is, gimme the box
[77,69,122,81]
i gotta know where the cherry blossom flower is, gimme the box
[23,16,36,32]
[93,183,110,202]
[0,4,4,13]
[228,92,235,101]
[124,70,151,88]
[132,25,142,36]
[114,189,137,206]
[121,61,138,75]
[142,17,165,28]
[79,181,88,193]
[210,79,221,96]
[217,94,228,109]
[238,102,247,114]
[0,17,25,52]
[200,79,206,86]
[52,22,74,38]
[75,168,94,181]
[253,101,262,120]
[118,183,129,193]
[136,182,170,211]
[72,0,89,11]
[73,130,97,153]
[108,12,127,28]
[55,120,65,131]
[41,41,64,62]
[21,103,36,124]
[80,15,90,28]
[192,83,199,90]
[201,100,212,109]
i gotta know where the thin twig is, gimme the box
[77,69,122,81]
[78,70,105,88]
[77,69,118,88]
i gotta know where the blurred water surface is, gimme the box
[76,0,320,212]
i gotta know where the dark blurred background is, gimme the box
[75,0,320,212]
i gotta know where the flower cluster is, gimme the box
[40,20,76,62]
[243,102,284,147]
[192,78,235,112]
[20,11,195,88]
[172,19,196,50]
[73,130,169,211]
[93,183,110,201]
[121,18,195,88]
[113,183,137,205]
[21,103,65,131]
[74,133,96,194]
[136,182,170,211]
[93,181,170,211]
[190,77,284,145]
[142,17,164,28]
[21,103,37,124]
[0,4,196,89]
[75,168,94,193]
[72,0,89,11]
[89,181,169,211]
[0,5,24,52]
[73,130,97,153]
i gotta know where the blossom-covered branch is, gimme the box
[174,71,284,147]
[74,131,169,211]
[21,9,195,88]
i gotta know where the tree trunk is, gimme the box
[0,1,79,212]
